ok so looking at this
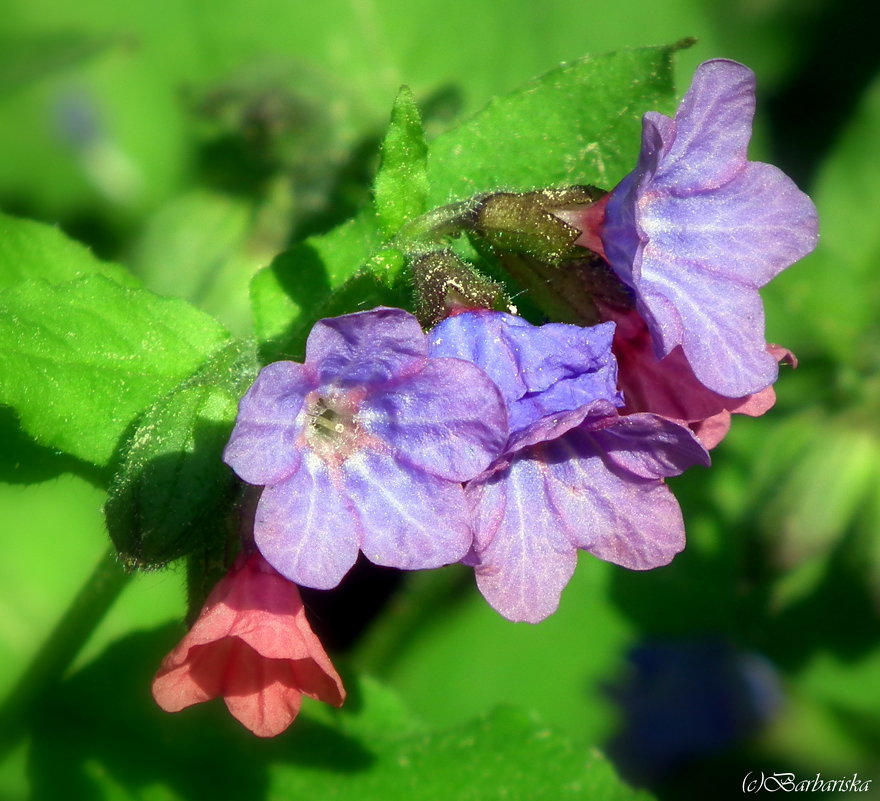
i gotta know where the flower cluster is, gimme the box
[153,58,817,736]
[429,312,709,622]
[219,306,709,625]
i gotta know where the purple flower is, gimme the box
[224,307,508,589]
[430,311,710,623]
[600,59,818,398]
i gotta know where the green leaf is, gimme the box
[250,210,408,361]
[374,86,430,236]
[0,274,231,466]
[0,211,138,291]
[27,642,650,801]
[105,339,258,568]
[427,44,682,203]
[274,706,653,800]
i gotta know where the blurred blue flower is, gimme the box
[605,638,783,785]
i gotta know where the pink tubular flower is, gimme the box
[602,304,790,448]
[152,552,345,738]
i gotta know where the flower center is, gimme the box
[303,391,363,464]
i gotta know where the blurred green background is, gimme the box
[2,0,880,798]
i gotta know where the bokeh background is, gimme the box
[2,0,879,798]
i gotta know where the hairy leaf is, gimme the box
[0,274,230,466]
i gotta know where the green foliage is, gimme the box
[275,704,653,801]
[0,477,111,700]
[371,560,632,746]
[0,211,138,291]
[760,422,880,568]
[129,190,272,337]
[0,0,718,230]
[766,70,880,367]
[427,45,681,202]
[1,0,878,795]
[374,86,430,236]
[26,647,653,801]
[250,44,681,359]
[105,340,258,568]
[0,272,231,466]
[249,210,399,362]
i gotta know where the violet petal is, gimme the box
[544,432,687,569]
[342,451,472,570]
[305,307,427,388]
[601,59,818,399]
[638,260,777,397]
[645,161,819,290]
[430,311,620,436]
[360,357,508,481]
[582,413,711,479]
[653,59,754,192]
[223,361,314,485]
[254,457,361,589]
[468,456,578,623]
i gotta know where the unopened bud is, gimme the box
[410,249,507,327]
[472,186,605,264]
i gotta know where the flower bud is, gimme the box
[410,248,507,326]
[472,186,604,264]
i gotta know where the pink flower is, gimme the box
[152,552,345,737]
[602,304,791,449]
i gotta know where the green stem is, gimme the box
[0,545,131,757]
[393,201,477,253]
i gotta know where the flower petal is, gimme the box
[342,451,472,570]
[583,414,710,479]
[638,259,777,396]
[222,657,303,738]
[254,458,361,589]
[468,456,577,623]
[306,307,427,387]
[151,553,345,738]
[223,361,314,486]
[600,59,818,400]
[600,304,784,447]
[506,399,618,454]
[360,357,508,481]
[644,162,819,289]
[430,310,620,435]
[602,113,670,286]
[543,432,687,569]
[653,59,754,192]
